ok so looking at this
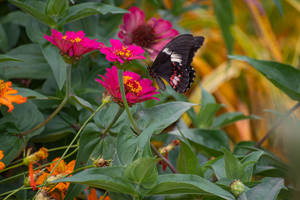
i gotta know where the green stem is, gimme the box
[117,69,140,133]
[20,64,72,137]
[0,162,24,173]
[102,106,124,136]
[48,101,108,178]
[100,191,108,200]
[48,145,78,152]
[3,186,25,200]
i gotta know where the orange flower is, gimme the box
[0,162,5,170]
[0,150,5,170]
[0,150,4,160]
[47,158,75,176]
[88,188,110,200]
[0,80,27,112]
[32,157,75,200]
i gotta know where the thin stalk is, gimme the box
[102,106,124,137]
[3,186,25,200]
[100,191,108,200]
[48,101,108,178]
[20,64,72,137]
[0,162,24,173]
[256,102,300,148]
[117,69,177,173]
[117,69,140,132]
[48,145,78,152]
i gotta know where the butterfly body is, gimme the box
[148,34,205,93]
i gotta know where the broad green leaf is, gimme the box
[223,149,245,181]
[0,44,52,79]
[0,101,44,165]
[0,55,23,62]
[229,55,300,101]
[8,0,56,26]
[0,24,8,52]
[147,174,235,200]
[238,178,285,200]
[210,157,226,180]
[26,19,48,44]
[169,128,230,156]
[124,157,158,188]
[240,151,263,182]
[117,127,139,165]
[53,167,137,195]
[213,0,234,54]
[60,2,127,25]
[176,139,202,176]
[137,102,195,149]
[70,95,94,112]
[224,149,263,182]
[15,87,47,99]
[196,88,222,128]
[213,112,259,128]
[41,44,66,89]
[1,11,31,27]
[46,0,69,17]
[272,0,283,15]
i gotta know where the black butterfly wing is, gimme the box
[149,34,205,93]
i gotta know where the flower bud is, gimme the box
[230,179,246,196]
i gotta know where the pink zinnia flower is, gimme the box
[44,29,103,63]
[118,6,179,59]
[100,39,145,64]
[96,66,159,105]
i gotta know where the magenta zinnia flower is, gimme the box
[100,39,145,64]
[44,29,103,63]
[96,66,159,105]
[118,6,179,59]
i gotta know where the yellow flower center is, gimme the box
[62,36,82,43]
[123,76,142,95]
[116,46,132,58]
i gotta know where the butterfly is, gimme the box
[148,34,205,93]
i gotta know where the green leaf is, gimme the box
[53,167,137,195]
[169,128,230,156]
[213,0,234,54]
[213,112,259,128]
[70,95,94,112]
[223,148,245,181]
[1,11,31,27]
[124,157,158,188]
[0,44,52,79]
[14,87,48,99]
[117,127,138,165]
[176,139,202,176]
[196,88,222,128]
[240,151,263,182]
[25,19,48,44]
[60,2,127,25]
[8,0,56,26]
[137,102,195,149]
[0,101,44,164]
[229,55,300,101]
[0,55,23,62]
[272,0,283,15]
[147,174,235,200]
[46,0,69,17]
[238,178,285,200]
[0,23,8,52]
[41,44,66,90]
